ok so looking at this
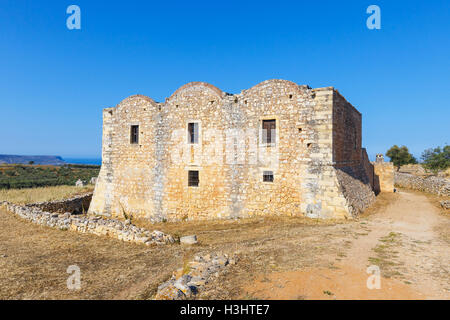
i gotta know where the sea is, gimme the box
[63,158,102,165]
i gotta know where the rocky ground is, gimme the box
[154,252,236,300]
[0,189,448,299]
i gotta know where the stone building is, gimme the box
[89,79,385,221]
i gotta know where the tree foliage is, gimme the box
[386,145,417,170]
[421,145,450,174]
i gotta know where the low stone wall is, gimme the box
[394,172,450,196]
[27,193,93,214]
[0,201,174,245]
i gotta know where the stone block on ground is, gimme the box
[180,235,198,245]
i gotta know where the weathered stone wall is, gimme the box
[89,107,116,217]
[332,90,362,166]
[27,193,93,214]
[163,83,230,221]
[394,172,450,196]
[329,91,375,216]
[335,166,375,215]
[297,87,337,218]
[89,80,374,220]
[373,162,395,193]
[361,148,375,188]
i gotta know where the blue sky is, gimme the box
[0,0,448,160]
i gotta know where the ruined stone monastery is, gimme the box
[89,79,392,221]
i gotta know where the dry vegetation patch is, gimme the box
[0,208,187,299]
[368,232,405,279]
[0,185,94,205]
[0,207,363,299]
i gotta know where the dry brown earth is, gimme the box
[0,189,448,299]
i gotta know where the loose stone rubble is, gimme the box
[440,200,450,210]
[0,201,174,245]
[154,252,236,300]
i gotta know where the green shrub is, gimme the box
[0,165,100,189]
[421,145,450,174]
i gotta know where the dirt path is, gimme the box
[347,190,449,298]
[246,190,450,299]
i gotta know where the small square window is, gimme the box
[263,171,274,182]
[130,125,139,144]
[188,170,199,187]
[188,122,199,144]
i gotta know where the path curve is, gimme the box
[246,190,450,299]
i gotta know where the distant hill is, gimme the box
[0,155,67,166]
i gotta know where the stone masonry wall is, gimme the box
[332,90,362,166]
[335,167,375,215]
[28,192,93,214]
[395,172,450,196]
[361,148,375,188]
[373,162,395,193]
[89,80,374,220]
[330,90,375,216]
[89,107,116,217]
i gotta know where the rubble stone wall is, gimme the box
[28,193,93,214]
[335,165,376,216]
[395,172,450,196]
[0,201,174,245]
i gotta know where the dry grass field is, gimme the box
[0,206,348,299]
[0,185,94,205]
[0,187,448,300]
